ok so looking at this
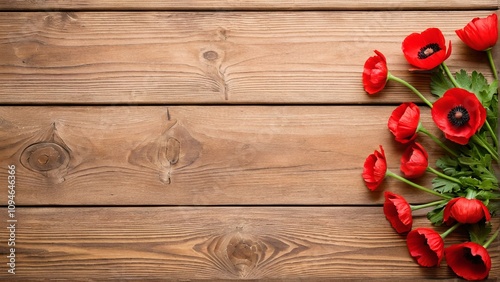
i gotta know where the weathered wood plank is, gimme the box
[0,207,497,280]
[0,0,497,11]
[0,11,497,104]
[0,106,447,205]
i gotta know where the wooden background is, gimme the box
[0,1,499,280]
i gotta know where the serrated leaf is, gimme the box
[453,70,495,107]
[476,191,500,201]
[427,205,445,226]
[455,69,471,90]
[478,179,496,191]
[457,156,479,166]
[436,155,458,167]
[488,80,498,95]
[436,155,459,175]
[459,176,481,188]
[478,78,497,107]
[471,71,489,95]
[432,177,461,193]
[430,69,454,98]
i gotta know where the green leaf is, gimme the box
[488,80,498,96]
[478,179,496,191]
[476,191,500,201]
[432,177,461,194]
[471,71,489,96]
[436,155,460,175]
[459,176,481,188]
[468,221,492,245]
[455,69,472,90]
[430,68,454,98]
[427,205,445,226]
[479,79,497,107]
[488,200,500,216]
[453,70,495,107]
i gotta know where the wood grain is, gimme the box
[0,207,497,280]
[0,0,497,11]
[1,2,499,280]
[0,11,497,104]
[0,106,446,206]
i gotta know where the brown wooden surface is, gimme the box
[0,11,496,104]
[0,1,499,280]
[0,106,443,205]
[0,0,497,11]
[0,207,498,280]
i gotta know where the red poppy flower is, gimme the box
[445,242,491,281]
[400,142,428,179]
[362,145,387,191]
[402,28,452,70]
[363,50,389,94]
[383,191,412,233]
[443,197,491,224]
[456,13,498,51]
[431,88,486,145]
[388,102,420,144]
[406,228,444,267]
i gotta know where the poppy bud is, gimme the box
[362,50,389,94]
[443,197,491,224]
[400,142,428,179]
[388,102,420,144]
[362,145,387,191]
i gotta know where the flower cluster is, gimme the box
[362,14,499,281]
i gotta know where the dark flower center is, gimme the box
[463,248,485,265]
[418,43,441,59]
[447,106,470,127]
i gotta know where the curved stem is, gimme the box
[388,73,433,108]
[483,228,499,248]
[486,49,499,81]
[386,170,453,199]
[410,199,448,211]
[484,119,498,149]
[441,222,461,239]
[426,167,462,184]
[417,125,458,157]
[441,63,460,88]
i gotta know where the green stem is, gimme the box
[388,73,433,108]
[417,125,458,157]
[426,167,462,184]
[441,222,461,239]
[386,170,453,199]
[486,49,499,81]
[471,134,499,161]
[465,189,478,200]
[410,199,448,211]
[484,119,498,149]
[441,63,460,88]
[483,228,499,249]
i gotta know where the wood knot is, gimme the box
[193,232,267,278]
[227,236,264,270]
[165,137,180,164]
[20,142,70,172]
[203,50,219,61]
